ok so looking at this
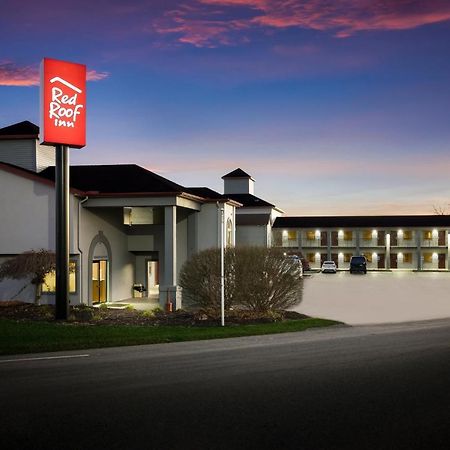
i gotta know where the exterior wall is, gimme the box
[78,207,135,304]
[196,202,235,251]
[236,225,267,246]
[36,144,56,172]
[0,139,36,172]
[197,203,219,251]
[224,178,254,195]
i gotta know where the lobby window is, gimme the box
[423,230,432,240]
[226,218,233,247]
[364,253,372,263]
[307,253,315,263]
[403,253,412,263]
[42,261,77,293]
[343,231,353,241]
[344,253,352,263]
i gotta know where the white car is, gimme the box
[321,260,337,273]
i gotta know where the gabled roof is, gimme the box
[39,164,186,194]
[0,121,39,140]
[273,215,450,228]
[222,168,252,179]
[226,193,274,208]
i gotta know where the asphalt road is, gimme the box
[1,320,450,450]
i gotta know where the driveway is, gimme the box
[294,271,450,325]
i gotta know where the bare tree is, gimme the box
[0,249,56,304]
[433,204,449,215]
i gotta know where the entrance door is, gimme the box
[92,260,107,303]
[438,254,446,269]
[146,261,159,296]
[390,254,397,269]
[378,253,385,269]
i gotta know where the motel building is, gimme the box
[1,121,450,308]
[272,217,450,271]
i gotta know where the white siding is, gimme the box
[36,144,55,172]
[0,139,36,171]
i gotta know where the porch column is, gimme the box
[416,230,422,271]
[386,232,391,269]
[159,206,182,309]
[327,231,331,260]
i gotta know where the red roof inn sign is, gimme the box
[40,58,86,148]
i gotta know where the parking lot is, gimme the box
[294,271,450,325]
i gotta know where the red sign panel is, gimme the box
[40,58,86,148]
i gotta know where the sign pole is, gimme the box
[55,144,70,320]
[40,58,86,320]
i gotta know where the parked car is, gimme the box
[321,260,337,273]
[350,256,367,274]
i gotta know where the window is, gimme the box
[423,230,432,240]
[287,230,297,241]
[364,253,372,262]
[42,261,77,293]
[403,231,412,240]
[343,231,353,241]
[306,231,315,241]
[307,253,315,263]
[403,253,412,263]
[362,230,372,240]
[344,253,352,263]
[226,218,233,247]
[423,253,432,263]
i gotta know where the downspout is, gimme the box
[77,196,89,304]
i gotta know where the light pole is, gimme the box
[220,206,225,327]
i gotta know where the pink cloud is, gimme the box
[154,0,450,47]
[0,61,109,87]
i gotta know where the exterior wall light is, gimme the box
[315,230,321,239]
[372,230,377,238]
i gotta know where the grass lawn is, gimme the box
[0,318,341,355]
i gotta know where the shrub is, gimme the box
[179,248,235,312]
[179,246,303,313]
[233,247,303,312]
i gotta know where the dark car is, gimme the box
[350,256,367,274]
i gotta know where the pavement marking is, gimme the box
[0,354,90,364]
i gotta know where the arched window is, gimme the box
[226,218,233,247]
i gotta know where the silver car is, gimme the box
[321,260,337,273]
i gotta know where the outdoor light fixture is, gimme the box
[398,229,403,237]
[315,230,321,239]
[338,230,344,238]
[372,230,378,238]
[432,229,438,238]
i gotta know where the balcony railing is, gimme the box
[421,239,446,247]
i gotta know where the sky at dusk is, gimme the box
[1,0,450,215]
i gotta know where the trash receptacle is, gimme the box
[132,283,146,298]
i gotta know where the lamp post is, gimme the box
[220,206,225,327]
